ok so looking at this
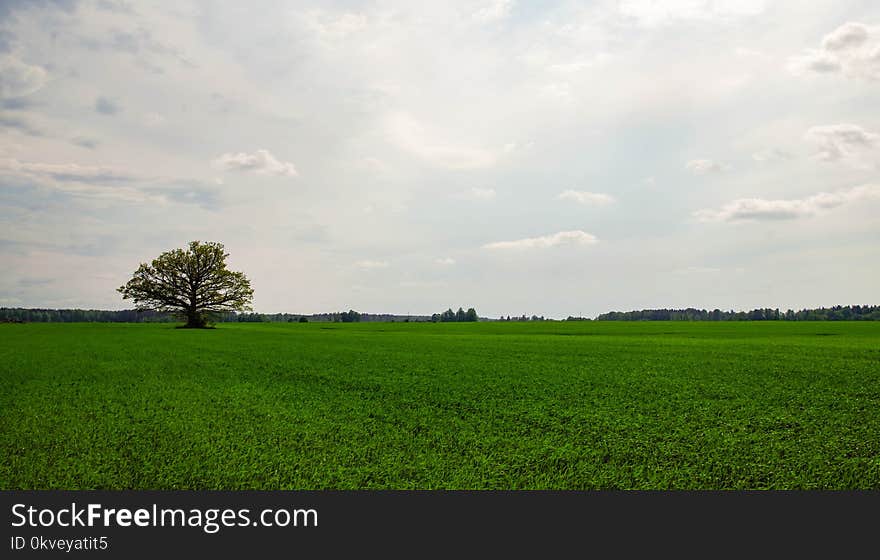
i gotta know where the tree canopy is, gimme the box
[118,241,253,328]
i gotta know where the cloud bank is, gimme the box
[558,190,614,206]
[355,259,389,269]
[686,159,727,175]
[694,185,880,222]
[212,149,298,177]
[483,230,598,250]
[790,22,880,81]
[0,55,47,98]
[804,123,879,163]
[0,158,219,208]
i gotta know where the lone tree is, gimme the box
[118,241,254,328]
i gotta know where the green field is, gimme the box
[1,321,878,489]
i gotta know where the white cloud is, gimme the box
[41,183,161,203]
[822,22,871,51]
[548,57,611,74]
[539,82,574,102]
[686,159,727,175]
[558,189,614,206]
[789,50,842,74]
[302,10,368,44]
[734,47,765,58]
[470,0,513,24]
[0,158,139,184]
[619,0,765,26]
[362,199,407,215]
[0,55,47,98]
[399,279,447,288]
[672,266,722,275]
[790,22,880,81]
[694,185,880,222]
[483,230,598,250]
[358,157,390,174]
[752,149,793,163]
[143,112,166,127]
[434,257,456,265]
[804,124,879,163]
[212,149,298,177]
[384,113,502,170]
[355,259,389,269]
[463,187,496,200]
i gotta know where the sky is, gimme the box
[1,0,879,318]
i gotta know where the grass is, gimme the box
[1,321,878,489]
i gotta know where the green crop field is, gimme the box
[1,321,878,490]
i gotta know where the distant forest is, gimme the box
[0,308,177,323]
[594,305,880,321]
[0,308,431,324]
[431,307,479,322]
[1,304,878,323]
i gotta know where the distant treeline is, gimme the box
[0,308,176,323]
[0,308,431,324]
[499,315,548,321]
[430,308,479,322]
[220,310,433,323]
[595,305,880,321]
[3,305,878,323]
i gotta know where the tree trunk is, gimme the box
[185,308,206,328]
